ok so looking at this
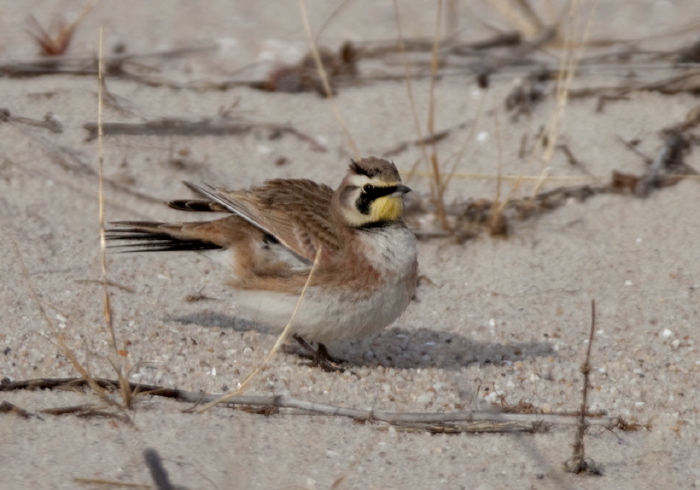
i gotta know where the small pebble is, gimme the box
[416,392,434,404]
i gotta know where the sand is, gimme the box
[2,1,700,488]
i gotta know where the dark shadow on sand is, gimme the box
[332,327,555,370]
[170,313,555,370]
[171,312,273,334]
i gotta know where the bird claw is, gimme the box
[292,335,348,373]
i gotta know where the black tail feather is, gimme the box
[106,222,221,253]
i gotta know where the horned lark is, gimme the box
[107,157,418,370]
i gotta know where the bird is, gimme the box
[106,157,418,371]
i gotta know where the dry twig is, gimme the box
[564,300,603,475]
[73,478,150,488]
[0,108,63,133]
[0,400,35,418]
[1,377,621,434]
[83,118,327,152]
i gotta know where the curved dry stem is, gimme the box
[97,26,132,408]
[392,0,430,178]
[440,92,487,193]
[297,0,360,158]
[427,0,450,230]
[532,0,597,197]
[195,246,324,413]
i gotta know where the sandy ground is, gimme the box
[2,1,700,489]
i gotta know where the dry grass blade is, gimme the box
[314,0,352,43]
[297,0,359,158]
[439,96,487,193]
[27,1,95,56]
[9,238,121,410]
[391,0,431,176]
[0,400,35,418]
[488,111,508,236]
[41,404,130,422]
[194,246,324,413]
[40,403,103,415]
[73,477,150,488]
[0,31,128,420]
[530,0,594,198]
[97,27,133,409]
[485,0,550,38]
[392,0,450,230]
[426,0,450,231]
[409,171,603,183]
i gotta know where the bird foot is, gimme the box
[292,335,347,373]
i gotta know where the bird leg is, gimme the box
[292,334,345,372]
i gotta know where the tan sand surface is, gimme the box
[2,1,700,488]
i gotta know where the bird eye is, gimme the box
[362,184,374,193]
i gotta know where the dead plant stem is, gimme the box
[297,0,359,158]
[427,0,450,230]
[97,26,132,408]
[195,246,323,413]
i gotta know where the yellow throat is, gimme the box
[370,195,404,222]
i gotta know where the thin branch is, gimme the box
[564,300,603,475]
[2,377,623,435]
[83,119,327,152]
[0,109,63,133]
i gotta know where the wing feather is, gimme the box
[186,179,340,262]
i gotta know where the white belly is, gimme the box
[233,226,417,343]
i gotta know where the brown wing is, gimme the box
[186,179,340,261]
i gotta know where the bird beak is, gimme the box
[394,184,411,196]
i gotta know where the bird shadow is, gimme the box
[171,311,275,335]
[333,327,555,370]
[170,312,555,370]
